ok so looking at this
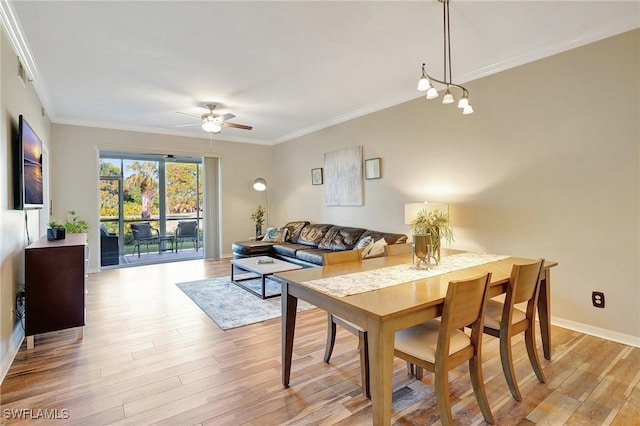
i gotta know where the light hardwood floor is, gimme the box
[1,258,639,425]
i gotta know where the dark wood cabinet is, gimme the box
[25,233,87,348]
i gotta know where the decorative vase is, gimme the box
[412,234,438,270]
[255,224,262,239]
[47,227,66,241]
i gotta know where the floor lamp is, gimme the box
[253,177,268,229]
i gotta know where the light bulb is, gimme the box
[463,104,474,115]
[202,121,222,133]
[426,87,439,100]
[417,77,430,91]
[442,90,454,104]
[457,97,469,108]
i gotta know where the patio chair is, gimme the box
[130,223,160,257]
[176,220,199,251]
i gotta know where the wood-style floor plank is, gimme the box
[1,258,639,425]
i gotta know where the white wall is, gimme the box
[0,28,51,380]
[272,30,640,343]
[49,125,272,269]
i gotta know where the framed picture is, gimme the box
[365,157,381,180]
[311,167,323,185]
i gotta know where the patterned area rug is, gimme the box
[176,275,316,330]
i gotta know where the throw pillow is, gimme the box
[364,238,387,258]
[355,235,374,258]
[262,227,288,243]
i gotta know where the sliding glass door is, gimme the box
[99,152,203,266]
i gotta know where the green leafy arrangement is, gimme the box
[409,208,454,246]
[49,210,89,233]
[250,205,266,227]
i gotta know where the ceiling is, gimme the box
[3,1,639,145]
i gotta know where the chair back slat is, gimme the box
[511,259,545,305]
[177,221,198,237]
[384,242,413,256]
[443,273,492,331]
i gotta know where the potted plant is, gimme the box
[250,205,266,238]
[63,210,89,234]
[47,220,66,241]
[409,208,454,264]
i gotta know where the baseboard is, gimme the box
[0,324,24,384]
[552,316,640,348]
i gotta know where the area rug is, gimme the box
[176,275,316,330]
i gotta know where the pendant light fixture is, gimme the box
[417,0,473,115]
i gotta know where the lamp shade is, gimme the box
[253,178,267,191]
[404,202,449,225]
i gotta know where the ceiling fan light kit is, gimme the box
[417,0,473,115]
[174,103,253,134]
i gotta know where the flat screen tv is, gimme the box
[13,115,44,210]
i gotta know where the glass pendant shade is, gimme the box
[426,87,439,99]
[202,121,222,133]
[457,97,469,108]
[463,104,474,115]
[442,90,454,104]
[417,77,430,91]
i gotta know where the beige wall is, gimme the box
[49,125,272,269]
[272,30,640,343]
[0,28,51,380]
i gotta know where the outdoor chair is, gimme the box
[483,259,546,401]
[394,273,495,425]
[130,223,160,257]
[322,249,369,397]
[176,220,199,251]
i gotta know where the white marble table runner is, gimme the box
[302,252,509,297]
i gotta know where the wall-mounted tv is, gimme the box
[13,115,44,210]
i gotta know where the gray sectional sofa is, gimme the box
[232,221,408,267]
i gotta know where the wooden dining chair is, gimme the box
[322,249,369,398]
[483,259,545,401]
[384,242,413,256]
[394,273,495,425]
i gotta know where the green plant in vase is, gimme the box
[250,205,266,238]
[409,208,454,264]
[64,210,89,234]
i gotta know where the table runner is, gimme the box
[302,252,509,297]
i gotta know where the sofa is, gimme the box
[232,221,408,267]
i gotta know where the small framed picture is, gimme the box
[365,158,381,180]
[311,167,323,185]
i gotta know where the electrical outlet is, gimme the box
[592,291,605,308]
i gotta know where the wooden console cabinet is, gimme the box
[25,233,87,348]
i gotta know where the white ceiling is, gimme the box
[4,1,639,145]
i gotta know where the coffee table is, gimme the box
[231,256,303,299]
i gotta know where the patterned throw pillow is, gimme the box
[262,227,288,243]
[355,235,374,257]
[364,238,387,258]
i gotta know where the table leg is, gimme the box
[261,275,267,299]
[367,317,394,426]
[538,268,551,360]
[282,281,298,388]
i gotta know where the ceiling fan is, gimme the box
[174,103,253,134]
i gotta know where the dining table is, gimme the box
[275,250,558,426]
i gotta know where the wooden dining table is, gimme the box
[275,251,558,426]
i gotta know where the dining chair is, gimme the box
[322,249,369,398]
[394,273,495,425]
[482,259,545,401]
[384,242,413,256]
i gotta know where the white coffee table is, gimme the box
[231,256,303,299]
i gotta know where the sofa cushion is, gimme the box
[295,248,332,265]
[283,221,310,243]
[357,230,408,246]
[355,235,374,257]
[364,238,388,258]
[272,242,309,258]
[231,240,275,256]
[297,223,333,247]
[318,226,367,251]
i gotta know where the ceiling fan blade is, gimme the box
[175,111,201,120]
[172,122,201,128]
[222,122,253,130]
[217,113,235,121]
